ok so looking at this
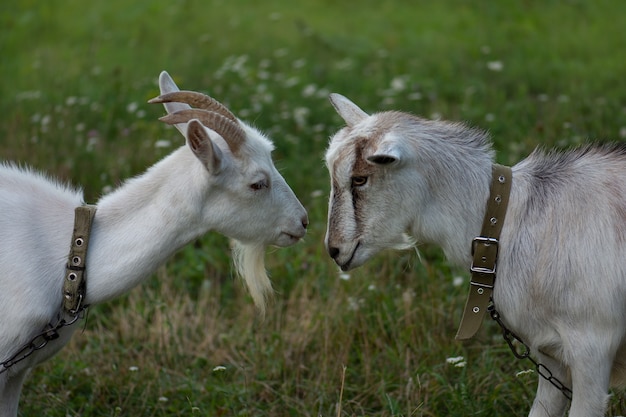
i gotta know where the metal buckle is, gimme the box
[470,236,499,277]
[471,236,499,255]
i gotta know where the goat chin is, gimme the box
[232,240,271,314]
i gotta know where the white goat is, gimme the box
[0,71,308,417]
[324,93,626,417]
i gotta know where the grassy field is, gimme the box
[2,0,626,415]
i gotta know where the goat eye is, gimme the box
[351,176,368,187]
[250,179,269,190]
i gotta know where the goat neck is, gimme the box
[84,147,212,304]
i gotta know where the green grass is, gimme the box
[2,0,626,415]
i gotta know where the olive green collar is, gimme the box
[456,164,512,340]
[63,205,97,315]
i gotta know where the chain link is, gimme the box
[488,304,572,401]
[0,306,87,374]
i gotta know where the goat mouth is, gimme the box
[275,231,304,247]
[339,241,360,271]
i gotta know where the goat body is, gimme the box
[324,93,626,417]
[0,71,307,416]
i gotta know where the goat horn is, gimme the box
[149,91,238,122]
[159,109,245,154]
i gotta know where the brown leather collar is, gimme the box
[63,205,97,315]
[456,164,512,340]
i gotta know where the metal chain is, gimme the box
[0,306,87,374]
[488,304,573,400]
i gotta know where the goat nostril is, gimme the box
[328,247,340,259]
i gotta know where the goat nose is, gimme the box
[328,246,340,260]
[302,216,309,229]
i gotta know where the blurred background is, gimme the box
[2,1,625,415]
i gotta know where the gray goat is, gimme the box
[324,93,626,417]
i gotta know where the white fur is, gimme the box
[325,93,626,417]
[0,71,307,417]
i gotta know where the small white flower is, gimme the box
[284,76,299,88]
[274,48,288,58]
[390,76,408,92]
[339,272,350,281]
[154,139,172,148]
[557,94,570,103]
[347,296,362,311]
[128,366,139,372]
[452,276,465,287]
[515,369,534,377]
[446,356,465,365]
[158,396,169,403]
[486,61,503,71]
[302,84,317,98]
[126,102,138,113]
[335,58,354,70]
[212,365,227,372]
[292,58,306,69]
[293,106,310,126]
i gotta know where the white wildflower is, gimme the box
[446,356,466,367]
[390,76,408,92]
[515,369,534,377]
[126,102,138,113]
[486,61,503,71]
[154,139,171,148]
[302,84,317,97]
[293,107,310,126]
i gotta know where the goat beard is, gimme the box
[232,240,271,315]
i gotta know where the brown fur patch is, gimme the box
[328,112,403,242]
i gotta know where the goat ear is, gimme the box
[157,71,190,136]
[186,120,223,173]
[366,142,402,166]
[329,93,369,127]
